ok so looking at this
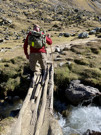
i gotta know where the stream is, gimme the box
[55,105,101,135]
[0,96,23,118]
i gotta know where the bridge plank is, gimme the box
[35,66,49,135]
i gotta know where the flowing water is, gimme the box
[55,105,101,135]
[0,97,23,118]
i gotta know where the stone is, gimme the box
[63,45,71,51]
[74,9,79,12]
[78,32,89,38]
[64,33,70,37]
[54,57,64,61]
[89,30,96,35]
[58,33,64,37]
[0,39,4,43]
[59,62,66,67]
[83,129,101,135]
[94,27,101,32]
[55,46,61,53]
[65,80,101,105]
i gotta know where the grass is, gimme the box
[0,56,29,98]
[51,36,76,45]
[54,39,101,93]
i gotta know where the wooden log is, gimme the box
[34,66,49,135]
[30,74,40,99]
[10,75,37,135]
[21,75,42,135]
[48,64,54,114]
[29,85,42,135]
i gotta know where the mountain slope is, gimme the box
[49,0,101,14]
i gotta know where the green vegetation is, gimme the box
[54,40,101,92]
[0,56,29,98]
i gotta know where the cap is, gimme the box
[33,24,40,28]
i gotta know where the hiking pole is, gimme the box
[50,45,54,68]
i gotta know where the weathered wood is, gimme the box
[34,76,42,99]
[29,84,42,135]
[49,64,54,114]
[9,64,56,135]
[34,66,49,135]
[10,75,37,135]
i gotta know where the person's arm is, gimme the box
[46,34,52,45]
[23,33,30,59]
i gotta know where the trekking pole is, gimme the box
[50,45,54,68]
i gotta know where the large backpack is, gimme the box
[28,30,46,48]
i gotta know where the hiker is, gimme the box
[23,24,52,86]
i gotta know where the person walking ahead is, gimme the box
[23,24,52,86]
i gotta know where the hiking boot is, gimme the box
[41,69,47,85]
[29,69,34,80]
[30,76,35,88]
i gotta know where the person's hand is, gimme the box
[47,34,51,38]
[26,54,29,59]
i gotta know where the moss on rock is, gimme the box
[0,56,29,98]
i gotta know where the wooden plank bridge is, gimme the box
[9,63,63,135]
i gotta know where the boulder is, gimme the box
[83,129,101,135]
[89,30,96,35]
[94,27,101,32]
[65,80,101,105]
[78,32,89,38]
[64,33,70,37]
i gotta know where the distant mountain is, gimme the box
[48,0,101,14]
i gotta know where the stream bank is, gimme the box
[0,39,101,134]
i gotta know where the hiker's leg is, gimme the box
[38,53,47,85]
[29,53,37,87]
[38,53,47,70]
[29,53,37,73]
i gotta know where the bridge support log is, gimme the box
[9,63,63,135]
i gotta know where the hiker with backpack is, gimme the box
[23,24,52,86]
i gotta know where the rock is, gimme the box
[99,17,101,21]
[97,33,101,38]
[71,33,76,36]
[64,33,70,37]
[49,117,63,135]
[58,33,64,37]
[55,46,61,53]
[89,30,96,35]
[15,36,20,40]
[83,129,101,135]
[5,36,9,40]
[0,39,4,43]
[74,9,79,12]
[59,62,66,67]
[65,80,101,105]
[10,109,20,117]
[2,18,12,25]
[94,27,101,32]
[54,57,64,61]
[78,32,89,38]
[63,45,71,51]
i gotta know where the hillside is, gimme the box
[0,0,101,40]
[50,0,101,14]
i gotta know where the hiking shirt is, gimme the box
[23,31,52,56]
